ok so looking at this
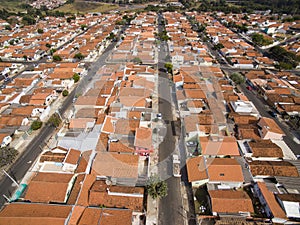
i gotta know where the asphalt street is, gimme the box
[157,13,184,225]
[0,27,123,208]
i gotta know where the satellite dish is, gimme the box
[105,179,112,185]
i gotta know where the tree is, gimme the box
[46,43,51,48]
[107,32,116,40]
[132,57,142,64]
[31,120,43,130]
[0,147,18,167]
[47,113,62,128]
[73,73,80,83]
[229,73,245,85]
[37,28,44,34]
[252,33,273,46]
[53,55,62,61]
[74,52,85,60]
[146,175,168,199]
[62,90,69,96]
[4,25,11,30]
[81,24,87,30]
[164,62,173,73]
[213,43,224,50]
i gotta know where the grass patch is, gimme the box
[194,186,212,215]
[54,1,118,13]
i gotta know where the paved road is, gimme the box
[0,27,124,209]
[157,13,184,225]
[238,82,300,155]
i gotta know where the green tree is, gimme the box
[81,24,87,30]
[146,175,168,199]
[74,52,85,60]
[46,43,51,48]
[213,43,224,50]
[164,62,173,73]
[47,113,62,127]
[37,28,44,34]
[4,25,11,30]
[252,33,273,46]
[229,73,245,85]
[73,73,80,83]
[0,147,18,167]
[31,120,43,130]
[132,57,142,64]
[53,55,62,61]
[107,32,116,40]
[62,90,69,96]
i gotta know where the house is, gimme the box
[88,180,144,211]
[257,117,285,140]
[206,158,245,188]
[134,127,153,156]
[0,203,73,225]
[229,100,259,116]
[186,156,209,188]
[74,207,133,225]
[62,148,81,172]
[208,189,254,217]
[24,172,75,203]
[255,182,287,224]
[29,93,54,106]
[276,194,300,221]
[91,152,139,185]
[186,156,245,188]
[247,139,284,160]
[199,136,241,157]
[249,161,299,178]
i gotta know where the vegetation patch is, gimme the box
[55,1,118,13]
[0,147,18,168]
[31,120,43,130]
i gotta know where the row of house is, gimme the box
[0,12,160,225]
[163,11,300,224]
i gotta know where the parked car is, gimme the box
[186,141,197,147]
[268,110,277,117]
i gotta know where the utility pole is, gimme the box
[2,170,19,187]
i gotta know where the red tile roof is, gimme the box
[0,203,72,225]
[209,190,254,214]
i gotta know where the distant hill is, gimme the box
[55,1,118,13]
[0,0,26,12]
[0,0,118,14]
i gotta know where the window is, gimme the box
[220,173,225,176]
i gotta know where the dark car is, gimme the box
[268,110,277,117]
[159,68,167,73]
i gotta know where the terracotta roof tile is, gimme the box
[206,158,244,182]
[78,207,132,225]
[88,180,144,211]
[186,156,208,182]
[209,190,254,214]
[92,152,139,179]
[200,136,240,156]
[0,203,72,225]
[24,172,74,203]
[134,127,152,149]
[249,161,299,177]
[249,140,283,158]
[257,182,286,219]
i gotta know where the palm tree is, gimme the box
[146,175,168,199]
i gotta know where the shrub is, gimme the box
[62,90,69,96]
[31,120,43,130]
